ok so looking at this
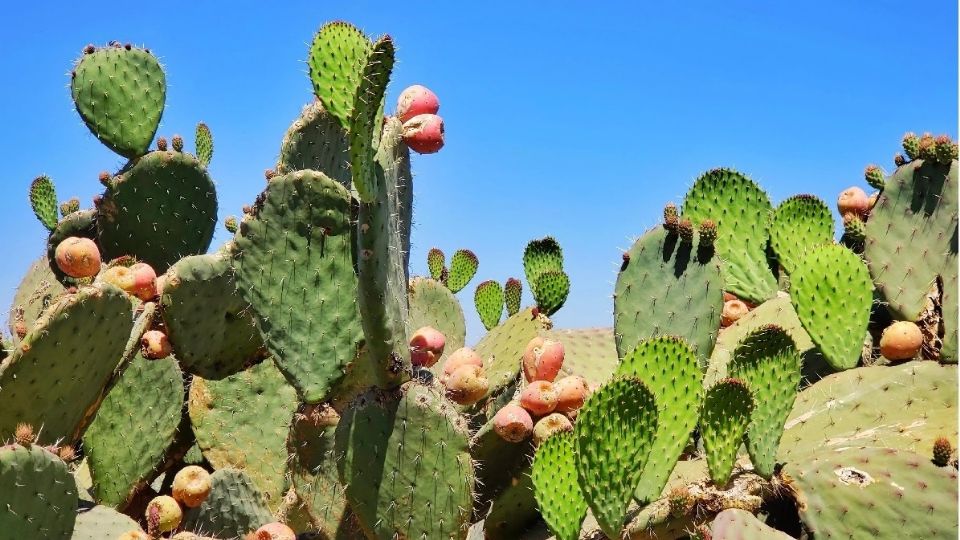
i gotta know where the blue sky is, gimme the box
[2,1,956,342]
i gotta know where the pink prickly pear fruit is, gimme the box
[444,364,489,405]
[879,321,923,361]
[100,265,136,292]
[141,330,172,360]
[553,375,589,414]
[493,402,534,443]
[837,186,870,219]
[410,326,446,368]
[128,262,158,300]
[402,114,445,154]
[441,347,484,382]
[533,412,573,446]
[145,495,182,533]
[171,465,212,508]
[720,299,750,328]
[396,85,440,123]
[519,380,559,416]
[54,237,101,278]
[254,523,297,540]
[522,337,565,383]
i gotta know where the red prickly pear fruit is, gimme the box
[519,380,559,416]
[879,321,923,361]
[720,299,750,328]
[444,364,489,405]
[493,402,534,443]
[522,337,564,383]
[171,465,212,508]
[254,522,297,540]
[402,113,445,154]
[141,330,172,360]
[533,412,573,446]
[410,326,446,368]
[54,237,101,278]
[396,85,440,123]
[144,495,182,533]
[128,262,158,300]
[553,375,589,414]
[441,347,484,382]
[837,186,870,219]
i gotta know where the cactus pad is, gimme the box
[475,279,505,330]
[549,327,619,386]
[504,277,522,316]
[30,175,58,231]
[447,249,479,294]
[523,236,564,287]
[0,444,77,539]
[276,100,351,187]
[532,431,588,540]
[9,256,65,343]
[472,308,549,400]
[287,405,351,535]
[349,35,394,202]
[700,378,753,486]
[427,248,445,281]
[181,468,273,538]
[194,122,213,168]
[71,505,144,540]
[71,44,165,158]
[769,195,834,276]
[532,270,570,316]
[408,276,466,365]
[307,21,372,131]
[710,509,793,540]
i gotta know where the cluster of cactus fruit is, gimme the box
[2,19,957,540]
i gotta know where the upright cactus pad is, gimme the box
[447,248,479,293]
[349,35,395,202]
[523,236,564,286]
[574,378,659,538]
[0,285,133,444]
[682,168,777,303]
[30,175,58,231]
[427,248,445,281]
[195,122,213,168]
[475,279,505,330]
[617,336,703,503]
[700,378,753,486]
[71,43,165,158]
[0,443,78,539]
[181,468,273,538]
[161,252,264,379]
[531,270,570,316]
[790,244,872,370]
[307,21,372,131]
[8,256,65,342]
[532,431,587,540]
[768,195,834,276]
[727,325,801,478]
[97,150,217,272]
[276,100,351,187]
[614,225,724,364]
[287,405,351,535]
[47,208,97,285]
[408,276,467,365]
[504,277,522,316]
[233,169,362,402]
[336,383,475,540]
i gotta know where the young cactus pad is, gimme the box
[532,431,587,540]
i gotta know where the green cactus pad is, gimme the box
[336,383,475,540]
[768,195,834,276]
[8,256,65,343]
[71,44,165,158]
[194,122,213,167]
[710,509,793,540]
[0,285,132,444]
[533,271,571,316]
[97,150,217,272]
[779,361,957,462]
[47,209,98,285]
[84,354,183,507]
[276,101,351,187]
[234,169,362,402]
[447,249,480,294]
[682,168,778,303]
[181,468,273,538]
[0,444,77,539]
[471,308,549,400]
[287,405,351,535]
[700,378,753,486]
[71,504,143,540]
[30,175,58,231]
[617,336,703,503]
[475,279,505,330]
[614,225,724,364]
[727,325,800,478]
[549,327,619,386]
[504,278,522,316]
[792,447,958,539]
[471,413,535,510]
[574,378,658,538]
[161,252,264,379]
[408,276,466,366]
[790,244,872,370]
[865,158,958,361]
[357,117,413,387]
[349,35,394,203]
[532,431,587,540]
[523,236,564,287]
[427,248,445,281]
[307,21,372,131]
[484,470,541,540]
[189,360,298,510]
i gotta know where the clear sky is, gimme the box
[2,1,956,342]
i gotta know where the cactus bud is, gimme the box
[14,423,34,446]
[98,171,111,186]
[264,169,277,181]
[843,214,866,243]
[935,134,958,165]
[917,132,936,161]
[224,216,238,234]
[58,445,76,462]
[83,44,95,54]
[698,219,717,247]
[677,218,694,243]
[902,132,920,160]
[893,153,907,167]
[933,436,953,467]
[157,137,168,151]
[663,202,679,232]
[124,43,132,50]
[864,165,885,190]
[171,134,184,152]
[59,197,80,217]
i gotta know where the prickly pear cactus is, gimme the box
[71,505,144,540]
[408,276,466,365]
[710,509,793,540]
[768,194,834,276]
[30,175,58,231]
[276,100,351,186]
[195,122,213,168]
[0,443,78,539]
[447,249,480,294]
[700,378,753,486]
[307,21,373,131]
[8,256,65,342]
[471,307,550,401]
[532,431,587,540]
[181,468,273,538]
[475,279,505,330]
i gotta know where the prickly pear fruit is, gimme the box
[101,265,135,291]
[444,364,489,405]
[145,495,182,533]
[837,186,869,219]
[396,85,440,123]
[879,320,923,361]
[401,113,444,154]
[493,402,534,443]
[410,326,446,368]
[141,330,172,360]
[522,337,565,383]
[172,465,212,508]
[933,437,953,467]
[520,380,559,416]
[721,299,750,328]
[442,347,484,382]
[532,412,573,446]
[554,375,589,414]
[128,262,158,300]
[254,523,296,540]
[54,236,101,278]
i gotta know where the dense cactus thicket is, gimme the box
[2,19,957,540]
